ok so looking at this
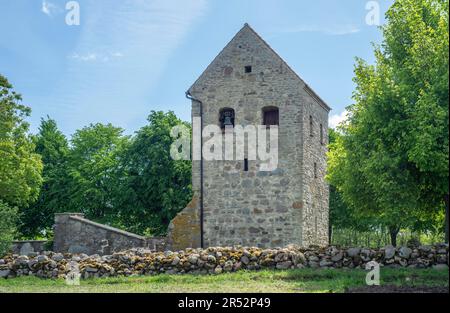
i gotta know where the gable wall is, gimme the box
[190,26,308,247]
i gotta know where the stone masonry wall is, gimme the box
[301,88,330,246]
[167,197,201,250]
[53,213,165,255]
[11,241,47,255]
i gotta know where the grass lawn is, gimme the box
[0,268,448,293]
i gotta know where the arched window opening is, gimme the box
[219,108,235,130]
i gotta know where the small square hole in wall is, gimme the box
[245,66,252,73]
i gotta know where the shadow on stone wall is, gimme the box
[166,196,201,251]
[11,240,47,256]
[52,213,166,255]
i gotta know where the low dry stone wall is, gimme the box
[0,244,448,279]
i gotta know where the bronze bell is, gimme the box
[223,115,233,126]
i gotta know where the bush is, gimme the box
[43,238,54,251]
[0,200,18,256]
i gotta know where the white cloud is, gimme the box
[53,0,208,134]
[329,110,350,129]
[110,52,123,58]
[68,51,124,62]
[41,1,60,17]
[69,53,97,61]
[328,27,360,36]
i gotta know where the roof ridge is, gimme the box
[188,24,249,93]
[188,23,331,112]
[243,24,331,112]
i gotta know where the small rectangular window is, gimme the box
[263,108,279,127]
[245,66,252,73]
[244,158,249,171]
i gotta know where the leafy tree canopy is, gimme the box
[327,0,449,245]
[0,74,43,208]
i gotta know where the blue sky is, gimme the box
[0,0,393,136]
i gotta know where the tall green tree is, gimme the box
[382,0,449,241]
[0,74,42,248]
[327,0,448,245]
[0,200,18,256]
[117,111,191,235]
[328,128,374,242]
[19,117,70,237]
[67,123,129,221]
[0,75,43,208]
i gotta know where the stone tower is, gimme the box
[167,24,330,249]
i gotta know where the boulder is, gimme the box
[0,269,10,278]
[398,247,412,259]
[171,256,180,266]
[384,245,396,259]
[223,261,234,272]
[188,254,199,265]
[347,248,361,258]
[319,260,333,267]
[240,255,250,265]
[419,245,432,253]
[85,266,98,273]
[207,255,217,264]
[51,253,65,262]
[276,261,292,269]
[37,255,49,263]
[331,252,343,262]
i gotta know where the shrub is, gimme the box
[43,238,54,251]
[0,200,18,256]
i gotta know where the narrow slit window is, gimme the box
[309,115,313,137]
[245,66,252,73]
[314,162,318,178]
[244,158,249,171]
[320,123,323,144]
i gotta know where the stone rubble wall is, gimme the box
[11,240,47,256]
[1,244,447,279]
[52,213,165,255]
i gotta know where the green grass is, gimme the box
[0,268,448,293]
